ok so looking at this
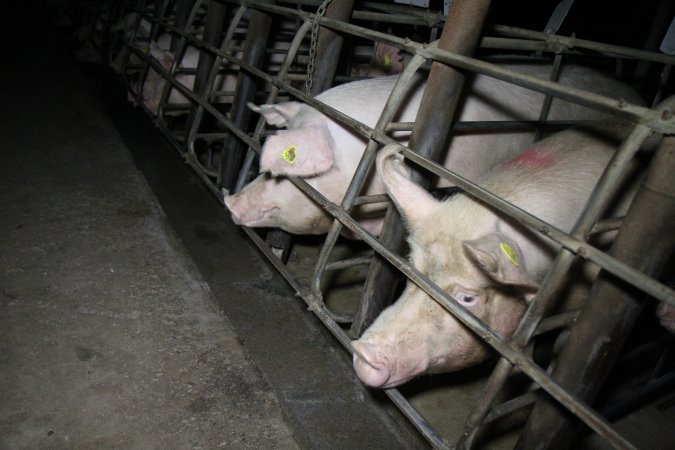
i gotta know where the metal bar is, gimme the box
[492,24,675,65]
[324,255,373,271]
[352,0,492,338]
[220,1,274,191]
[185,0,228,149]
[308,55,429,325]
[306,0,355,95]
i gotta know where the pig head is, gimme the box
[352,128,626,388]
[224,84,394,235]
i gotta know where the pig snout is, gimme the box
[351,341,392,388]
[224,194,245,225]
[657,302,675,333]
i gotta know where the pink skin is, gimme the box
[353,127,631,388]
[657,303,675,332]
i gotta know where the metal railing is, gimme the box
[99,0,675,448]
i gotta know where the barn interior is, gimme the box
[2,1,675,449]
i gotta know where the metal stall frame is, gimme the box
[103,1,675,448]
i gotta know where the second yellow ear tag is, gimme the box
[280,145,297,164]
[499,242,519,267]
[382,55,392,69]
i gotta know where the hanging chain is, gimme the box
[306,0,332,95]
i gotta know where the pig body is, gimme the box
[225,64,643,236]
[351,125,640,388]
[140,40,239,115]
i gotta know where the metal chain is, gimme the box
[306,0,332,95]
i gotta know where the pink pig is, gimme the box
[352,124,640,388]
[225,64,644,236]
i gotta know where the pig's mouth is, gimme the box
[232,208,279,228]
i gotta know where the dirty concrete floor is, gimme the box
[0,4,422,449]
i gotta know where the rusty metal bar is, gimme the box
[220,1,274,191]
[518,135,675,449]
[492,24,675,65]
[352,0,492,337]
[186,5,246,174]
[308,54,429,324]
[307,0,355,96]
[185,0,228,139]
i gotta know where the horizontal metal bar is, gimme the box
[324,255,374,271]
[533,311,580,337]
[483,391,539,425]
[493,25,675,65]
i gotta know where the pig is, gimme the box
[139,41,239,115]
[109,12,154,73]
[657,303,675,332]
[224,64,644,236]
[351,124,642,388]
[139,37,295,115]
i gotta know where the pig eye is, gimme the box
[451,287,481,307]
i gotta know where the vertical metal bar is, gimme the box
[154,0,204,121]
[310,55,429,324]
[171,0,195,51]
[187,5,247,153]
[185,0,228,140]
[260,0,356,263]
[233,20,312,194]
[308,0,356,96]
[351,0,493,337]
[220,1,274,192]
[518,133,675,449]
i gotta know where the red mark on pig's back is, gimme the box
[506,147,555,169]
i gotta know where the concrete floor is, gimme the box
[0,4,422,449]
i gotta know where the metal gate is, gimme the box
[78,0,675,447]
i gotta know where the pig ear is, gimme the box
[247,102,303,128]
[463,233,538,300]
[374,42,401,72]
[260,124,334,176]
[377,144,439,230]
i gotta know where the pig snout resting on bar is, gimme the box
[225,64,643,237]
[351,123,645,388]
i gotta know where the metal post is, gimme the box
[220,2,274,192]
[266,0,356,263]
[186,1,227,138]
[518,133,675,450]
[171,0,195,51]
[308,0,356,96]
[351,0,493,337]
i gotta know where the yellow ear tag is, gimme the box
[382,55,392,69]
[280,145,297,164]
[139,44,150,53]
[499,242,520,267]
